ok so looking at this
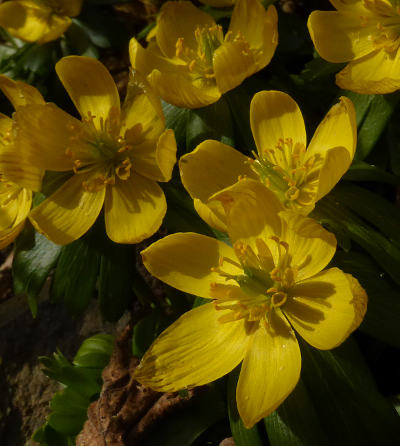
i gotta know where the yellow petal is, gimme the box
[134,302,248,392]
[250,91,307,158]
[194,198,228,233]
[0,148,43,191]
[306,96,357,200]
[228,0,278,68]
[13,103,78,171]
[279,211,337,282]
[0,220,25,249]
[0,75,44,108]
[345,273,368,335]
[147,68,221,109]
[56,0,83,16]
[212,179,283,249]
[0,1,71,44]
[29,173,105,245]
[237,311,301,428]
[180,139,256,207]
[141,232,242,299]
[129,129,177,183]
[336,48,400,94]
[199,0,235,6]
[214,40,257,94]
[307,10,378,63]
[0,184,31,230]
[284,267,356,350]
[55,56,120,129]
[156,1,215,58]
[104,174,166,244]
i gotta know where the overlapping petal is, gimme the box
[29,173,105,245]
[134,303,249,392]
[284,268,356,350]
[104,174,166,244]
[237,312,301,427]
[56,56,121,130]
[141,232,242,299]
[0,74,45,108]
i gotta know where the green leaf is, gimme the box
[228,367,264,446]
[344,161,400,184]
[73,334,114,368]
[51,228,101,315]
[98,241,135,321]
[265,379,329,446]
[313,194,400,285]
[350,92,400,160]
[142,385,226,446]
[48,389,89,435]
[298,338,400,446]
[332,251,400,348]
[13,225,62,316]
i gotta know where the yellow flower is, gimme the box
[0,75,45,248]
[179,90,356,231]
[0,0,83,44]
[135,179,367,428]
[308,0,400,94]
[129,0,278,108]
[199,0,235,7]
[13,56,177,245]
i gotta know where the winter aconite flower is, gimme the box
[0,0,83,44]
[308,0,400,94]
[179,90,356,231]
[135,180,367,428]
[0,75,44,248]
[130,0,278,108]
[13,56,177,245]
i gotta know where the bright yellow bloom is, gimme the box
[308,0,400,94]
[180,90,356,231]
[0,0,83,44]
[199,0,235,7]
[13,56,177,245]
[0,75,44,248]
[129,0,278,108]
[136,179,367,428]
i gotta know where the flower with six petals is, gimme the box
[130,0,278,108]
[180,90,356,231]
[0,0,83,44]
[13,56,177,245]
[135,179,367,428]
[308,0,400,94]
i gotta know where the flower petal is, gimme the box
[0,1,70,44]
[250,91,307,158]
[212,178,283,249]
[237,310,301,428]
[0,220,25,249]
[147,69,221,109]
[228,0,278,68]
[0,74,44,108]
[193,198,228,232]
[104,174,166,244]
[156,1,215,58]
[56,56,120,129]
[13,103,78,171]
[0,184,31,230]
[141,232,242,299]
[134,302,248,392]
[279,211,337,282]
[307,10,378,63]
[344,273,368,335]
[214,40,258,94]
[284,267,357,350]
[129,129,177,183]
[336,48,400,94]
[29,173,105,245]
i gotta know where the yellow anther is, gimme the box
[271,291,287,308]
[285,186,300,201]
[267,287,278,294]
[176,37,184,57]
[188,60,196,72]
[270,267,281,282]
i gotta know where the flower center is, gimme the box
[175,25,224,84]
[210,236,298,326]
[64,110,139,192]
[361,0,400,53]
[248,138,323,209]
